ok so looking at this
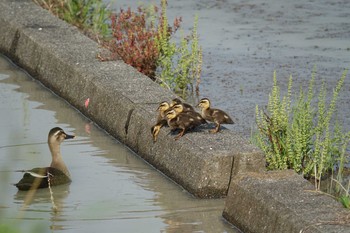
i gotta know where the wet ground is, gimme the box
[112,0,350,139]
[0,55,239,232]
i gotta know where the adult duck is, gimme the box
[15,127,75,191]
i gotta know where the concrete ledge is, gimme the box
[0,0,264,198]
[223,170,350,233]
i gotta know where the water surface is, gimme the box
[0,55,239,233]
[109,0,350,138]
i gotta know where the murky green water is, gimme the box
[0,54,239,233]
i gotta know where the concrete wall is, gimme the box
[1,1,349,232]
[0,0,264,199]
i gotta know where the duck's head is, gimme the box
[165,109,177,120]
[170,98,182,107]
[157,101,170,112]
[197,98,211,110]
[172,103,184,114]
[48,127,75,145]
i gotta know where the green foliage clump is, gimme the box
[340,195,350,208]
[107,0,202,97]
[34,0,111,38]
[254,69,349,191]
[155,11,202,97]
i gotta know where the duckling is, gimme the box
[170,98,195,112]
[151,101,171,142]
[156,101,171,123]
[197,98,234,133]
[15,127,75,191]
[151,122,163,143]
[172,103,207,125]
[165,109,202,140]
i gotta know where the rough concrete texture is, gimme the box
[223,170,350,233]
[2,1,349,232]
[0,0,264,198]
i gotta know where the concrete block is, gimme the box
[223,170,350,233]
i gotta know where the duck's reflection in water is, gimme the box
[14,184,70,231]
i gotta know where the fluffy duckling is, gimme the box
[15,127,75,191]
[156,101,171,123]
[197,98,234,133]
[151,101,171,142]
[170,98,195,112]
[172,103,207,125]
[151,122,163,143]
[165,109,202,140]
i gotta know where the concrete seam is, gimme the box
[226,154,235,194]
[9,29,20,58]
[124,108,134,135]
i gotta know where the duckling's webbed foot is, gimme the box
[209,124,220,133]
[152,136,157,143]
[174,129,185,140]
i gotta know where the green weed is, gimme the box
[254,69,349,192]
[33,0,111,38]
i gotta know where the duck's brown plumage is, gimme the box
[170,98,195,112]
[172,103,207,125]
[15,127,75,191]
[197,98,234,133]
[165,109,203,140]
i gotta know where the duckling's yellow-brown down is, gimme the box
[197,98,234,133]
[151,122,163,143]
[151,101,171,142]
[165,109,203,140]
[172,103,207,125]
[170,98,195,112]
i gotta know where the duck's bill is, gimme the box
[65,134,75,139]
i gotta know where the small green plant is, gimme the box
[33,0,111,38]
[155,2,202,96]
[254,71,292,171]
[254,69,349,191]
[340,196,350,208]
